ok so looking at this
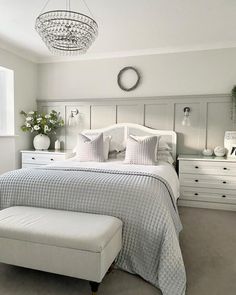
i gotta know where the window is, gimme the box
[0,67,14,135]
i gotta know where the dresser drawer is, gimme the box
[180,186,236,204]
[179,173,236,190]
[22,153,65,164]
[179,160,236,176]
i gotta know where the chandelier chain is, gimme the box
[39,0,51,14]
[81,0,95,19]
[66,0,71,11]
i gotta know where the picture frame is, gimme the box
[228,145,236,158]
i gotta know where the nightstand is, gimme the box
[21,150,74,168]
[178,155,236,211]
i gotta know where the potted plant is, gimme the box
[231,85,236,125]
[20,110,64,150]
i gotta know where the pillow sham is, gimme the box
[157,150,175,164]
[74,133,111,160]
[103,135,111,160]
[83,134,111,160]
[125,134,173,164]
[124,135,159,165]
[75,133,105,162]
[158,140,172,151]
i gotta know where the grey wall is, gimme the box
[38,48,236,100]
[37,47,236,155]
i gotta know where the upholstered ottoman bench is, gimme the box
[0,206,122,294]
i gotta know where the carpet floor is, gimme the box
[0,206,235,295]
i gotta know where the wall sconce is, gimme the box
[182,107,191,126]
[68,109,80,126]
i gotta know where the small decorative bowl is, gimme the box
[214,146,226,157]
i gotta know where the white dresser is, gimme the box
[178,155,236,211]
[21,150,74,168]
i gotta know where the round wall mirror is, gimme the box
[117,67,141,91]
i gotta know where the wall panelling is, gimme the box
[38,94,232,154]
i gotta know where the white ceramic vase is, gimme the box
[33,134,50,150]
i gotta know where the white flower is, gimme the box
[37,117,42,122]
[44,125,50,133]
[26,117,32,121]
[28,111,34,115]
[34,125,40,130]
[45,114,50,119]
[49,120,55,124]
[26,123,31,127]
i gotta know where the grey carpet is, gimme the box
[0,207,235,295]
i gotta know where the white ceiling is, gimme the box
[0,0,235,63]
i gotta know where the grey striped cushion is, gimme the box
[124,135,158,165]
[75,133,105,162]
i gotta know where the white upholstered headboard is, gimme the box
[83,123,177,161]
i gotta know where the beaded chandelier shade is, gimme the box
[35,0,98,55]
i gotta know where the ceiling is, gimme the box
[0,0,235,63]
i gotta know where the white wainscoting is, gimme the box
[37,94,232,154]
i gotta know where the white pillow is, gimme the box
[158,140,172,151]
[103,136,111,160]
[124,135,159,165]
[127,135,173,164]
[74,134,111,160]
[157,150,175,164]
[75,133,105,162]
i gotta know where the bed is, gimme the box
[0,123,186,295]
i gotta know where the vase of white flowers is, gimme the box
[20,110,64,150]
[33,134,50,150]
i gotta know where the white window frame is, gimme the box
[0,66,14,136]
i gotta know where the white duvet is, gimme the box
[49,158,180,202]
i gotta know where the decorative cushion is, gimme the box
[74,134,111,160]
[124,135,159,165]
[75,133,105,162]
[83,134,111,160]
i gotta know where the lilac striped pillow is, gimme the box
[75,133,105,162]
[124,135,159,165]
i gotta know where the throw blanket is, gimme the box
[0,166,186,295]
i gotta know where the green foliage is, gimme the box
[231,86,236,124]
[20,110,64,135]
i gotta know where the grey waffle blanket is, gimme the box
[0,166,186,295]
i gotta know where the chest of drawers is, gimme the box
[178,155,236,211]
[21,150,73,168]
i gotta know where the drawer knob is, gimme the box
[195,166,199,169]
[223,167,227,170]
[194,193,198,196]
[222,181,227,184]
[32,157,35,160]
[222,195,226,198]
[50,158,54,161]
[195,179,199,182]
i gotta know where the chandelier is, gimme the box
[35,0,98,55]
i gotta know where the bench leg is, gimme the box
[89,281,100,295]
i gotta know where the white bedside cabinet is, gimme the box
[178,155,236,211]
[21,150,74,168]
